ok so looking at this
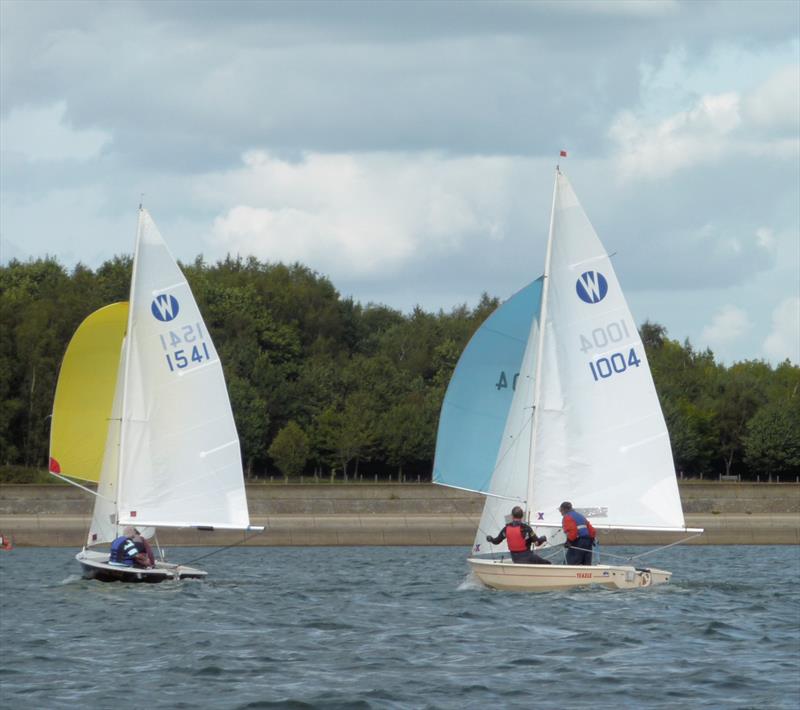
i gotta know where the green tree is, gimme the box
[380,389,437,479]
[744,400,800,479]
[268,421,310,477]
[314,391,377,478]
[227,374,270,477]
[714,362,770,477]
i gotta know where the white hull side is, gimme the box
[468,557,670,591]
[76,549,207,583]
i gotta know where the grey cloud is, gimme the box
[4,0,796,176]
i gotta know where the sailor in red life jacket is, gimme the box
[559,501,596,566]
[485,506,551,564]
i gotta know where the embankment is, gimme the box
[0,481,797,546]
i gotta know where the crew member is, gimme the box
[559,501,596,566]
[133,531,155,568]
[109,526,150,568]
[486,506,551,564]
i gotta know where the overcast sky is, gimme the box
[1,0,798,365]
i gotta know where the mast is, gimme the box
[116,208,144,527]
[525,167,559,523]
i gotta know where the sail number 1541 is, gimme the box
[159,323,212,372]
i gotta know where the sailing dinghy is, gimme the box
[49,208,262,582]
[433,167,702,591]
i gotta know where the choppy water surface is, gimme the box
[1,545,799,709]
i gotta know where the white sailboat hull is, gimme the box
[468,557,671,591]
[76,549,207,583]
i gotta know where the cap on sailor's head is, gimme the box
[559,501,572,512]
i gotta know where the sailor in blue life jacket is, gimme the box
[559,501,596,566]
[486,506,551,564]
[109,526,151,568]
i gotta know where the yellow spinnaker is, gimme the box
[49,302,128,483]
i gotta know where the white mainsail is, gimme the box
[528,171,686,532]
[116,209,251,530]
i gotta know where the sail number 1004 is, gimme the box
[589,348,641,381]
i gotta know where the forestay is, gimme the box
[116,209,251,530]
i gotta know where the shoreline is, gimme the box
[1,482,798,546]
[1,513,797,547]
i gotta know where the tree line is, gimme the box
[1,257,798,482]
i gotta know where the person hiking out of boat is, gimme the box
[485,506,551,564]
[109,526,150,568]
[559,501,596,566]
[132,530,155,568]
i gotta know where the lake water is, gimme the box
[1,545,799,709]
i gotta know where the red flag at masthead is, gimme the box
[560,150,567,157]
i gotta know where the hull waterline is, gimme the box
[76,549,207,583]
[468,557,671,591]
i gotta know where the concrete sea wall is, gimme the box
[0,481,798,546]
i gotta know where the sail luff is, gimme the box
[524,169,559,521]
[116,209,144,523]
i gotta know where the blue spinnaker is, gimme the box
[433,278,542,494]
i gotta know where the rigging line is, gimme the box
[625,531,705,560]
[567,531,704,564]
[451,498,500,548]
[175,527,266,566]
[47,471,116,504]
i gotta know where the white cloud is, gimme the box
[610,50,800,180]
[610,92,742,179]
[205,150,517,277]
[0,101,110,162]
[744,65,800,133]
[701,305,752,346]
[763,297,800,364]
[755,227,775,249]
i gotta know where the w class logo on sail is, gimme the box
[575,271,608,304]
[151,294,180,322]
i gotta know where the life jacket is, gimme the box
[109,536,136,566]
[505,522,528,553]
[565,510,595,541]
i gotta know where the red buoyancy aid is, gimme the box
[505,522,528,552]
